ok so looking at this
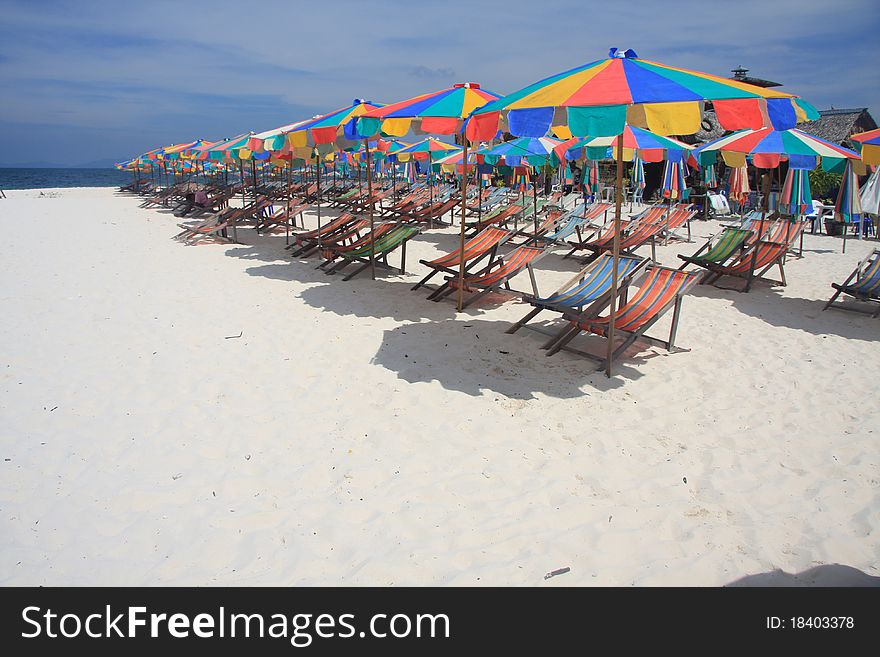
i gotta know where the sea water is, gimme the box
[0,168,132,190]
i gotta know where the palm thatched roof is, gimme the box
[798,108,877,147]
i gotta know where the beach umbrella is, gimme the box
[779,167,812,216]
[693,127,859,174]
[727,165,751,206]
[859,167,880,217]
[281,100,383,266]
[850,128,880,166]
[701,163,718,188]
[395,137,461,213]
[469,47,819,375]
[836,160,863,252]
[357,82,502,307]
[561,125,693,163]
[661,156,689,200]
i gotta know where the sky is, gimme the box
[1,0,878,166]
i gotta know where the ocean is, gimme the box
[0,168,133,190]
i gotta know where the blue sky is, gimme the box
[1,0,877,166]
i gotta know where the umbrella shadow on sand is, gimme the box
[370,317,648,399]
[725,564,879,587]
[687,280,880,342]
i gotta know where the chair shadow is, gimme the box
[370,317,646,399]
[725,564,880,587]
[687,281,880,342]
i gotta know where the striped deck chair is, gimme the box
[545,267,701,371]
[318,223,397,269]
[506,253,649,337]
[704,240,789,292]
[430,245,550,308]
[324,225,421,281]
[404,197,459,225]
[286,212,358,249]
[544,202,612,244]
[466,203,524,235]
[678,227,750,270]
[290,216,369,257]
[412,227,512,292]
[823,249,880,317]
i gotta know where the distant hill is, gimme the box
[0,158,119,169]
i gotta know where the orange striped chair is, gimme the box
[430,244,550,308]
[703,240,788,292]
[412,227,512,292]
[545,266,701,370]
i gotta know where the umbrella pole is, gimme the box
[457,139,469,312]
[606,136,625,378]
[286,162,292,243]
[364,139,376,281]
[316,154,322,241]
[533,170,538,236]
[428,154,434,229]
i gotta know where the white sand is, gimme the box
[0,187,877,586]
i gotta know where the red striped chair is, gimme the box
[412,227,512,292]
[431,244,550,308]
[704,240,788,292]
[545,266,701,370]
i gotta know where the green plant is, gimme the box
[808,169,841,199]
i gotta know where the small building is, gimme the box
[797,108,877,150]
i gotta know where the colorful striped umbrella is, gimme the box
[465,48,821,375]
[662,157,689,200]
[701,163,717,189]
[285,100,384,153]
[850,128,880,166]
[476,136,562,167]
[780,167,812,215]
[561,125,693,163]
[693,127,859,172]
[836,160,863,247]
[394,137,460,161]
[358,83,502,306]
[587,159,601,196]
[358,83,501,137]
[728,166,751,205]
[468,49,818,142]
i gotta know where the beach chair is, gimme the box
[506,253,649,337]
[677,227,751,270]
[323,225,421,281]
[412,227,512,292]
[318,223,397,269]
[465,203,524,235]
[287,213,365,256]
[823,249,880,317]
[702,240,789,292]
[430,244,550,308]
[545,266,701,371]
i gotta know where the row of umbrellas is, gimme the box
[119,47,875,376]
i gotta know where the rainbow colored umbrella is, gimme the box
[779,167,812,216]
[701,163,717,189]
[850,128,880,166]
[286,99,384,153]
[836,160,863,252]
[693,127,859,173]
[561,125,693,163]
[662,157,689,200]
[728,166,751,205]
[358,83,502,304]
[394,137,460,161]
[476,136,562,167]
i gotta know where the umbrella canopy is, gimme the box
[693,127,859,172]
[662,159,689,200]
[836,161,863,224]
[476,136,563,167]
[850,128,880,165]
[561,125,693,163]
[468,48,818,142]
[701,163,717,189]
[779,167,812,215]
[358,83,501,137]
[728,166,750,204]
[394,137,461,161]
[285,99,384,156]
[193,133,253,161]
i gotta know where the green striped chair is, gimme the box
[324,225,421,281]
[678,227,751,271]
[823,249,880,317]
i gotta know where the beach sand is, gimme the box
[1,187,877,586]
